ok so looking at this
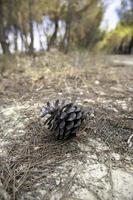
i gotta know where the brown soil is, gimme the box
[0,51,133,200]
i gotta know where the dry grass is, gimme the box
[0,51,133,199]
[0,117,81,199]
[0,110,133,199]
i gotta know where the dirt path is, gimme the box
[0,52,133,200]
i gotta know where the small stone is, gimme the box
[95,80,100,85]
[58,92,62,95]
[111,153,120,161]
[55,178,60,186]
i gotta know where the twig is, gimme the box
[127,134,133,148]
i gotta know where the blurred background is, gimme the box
[0,0,133,55]
[0,2,133,199]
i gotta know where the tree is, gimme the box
[41,0,103,52]
[60,0,103,52]
[71,0,103,48]
[28,0,34,53]
[118,0,133,25]
[0,0,10,54]
[0,0,103,54]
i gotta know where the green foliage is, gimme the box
[97,24,133,53]
[97,0,133,54]
[67,0,103,48]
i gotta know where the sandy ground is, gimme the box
[0,51,133,200]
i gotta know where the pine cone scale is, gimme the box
[74,119,81,127]
[59,120,65,129]
[76,112,82,119]
[66,121,74,130]
[60,112,67,119]
[67,113,77,121]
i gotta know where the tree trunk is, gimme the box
[0,29,10,54]
[128,36,133,54]
[23,32,29,52]
[14,25,18,52]
[59,0,72,53]
[29,0,34,53]
[0,1,10,54]
[48,17,58,50]
[20,32,24,52]
[60,22,71,53]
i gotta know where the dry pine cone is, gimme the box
[40,100,87,139]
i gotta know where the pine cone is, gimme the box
[40,100,87,139]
